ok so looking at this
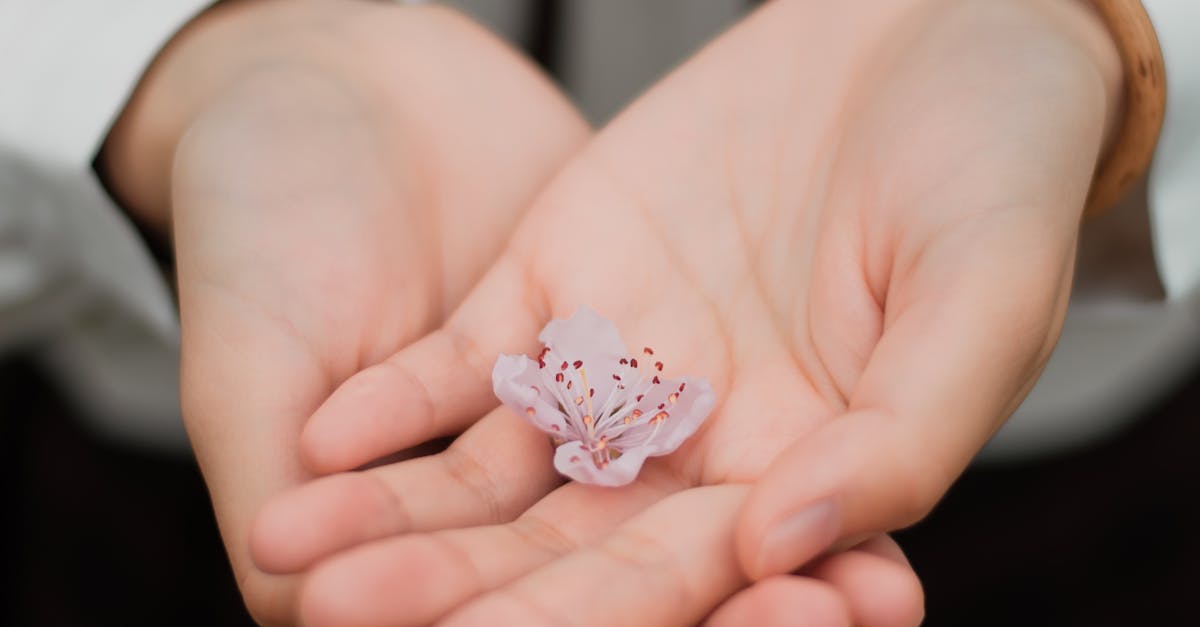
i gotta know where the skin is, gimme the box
[246,0,1122,625]
[101,0,923,624]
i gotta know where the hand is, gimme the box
[102,2,588,623]
[255,0,1120,624]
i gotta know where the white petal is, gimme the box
[538,306,627,359]
[553,441,648,487]
[620,377,716,456]
[654,378,716,453]
[493,354,570,435]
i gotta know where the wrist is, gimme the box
[97,0,375,231]
[97,1,241,231]
[1032,0,1126,158]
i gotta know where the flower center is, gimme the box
[536,345,683,469]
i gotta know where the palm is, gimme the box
[483,0,1103,499]
[262,1,1113,625]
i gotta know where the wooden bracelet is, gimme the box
[1083,0,1167,218]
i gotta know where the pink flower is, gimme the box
[492,307,715,487]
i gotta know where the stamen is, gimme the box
[580,368,596,438]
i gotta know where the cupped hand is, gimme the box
[104,1,589,624]
[254,0,1120,624]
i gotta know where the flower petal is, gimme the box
[553,441,648,487]
[538,307,629,410]
[493,354,570,435]
[618,376,716,456]
[538,306,627,359]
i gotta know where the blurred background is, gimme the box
[3,1,1197,625]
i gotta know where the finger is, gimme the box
[300,254,548,474]
[739,211,1075,578]
[298,476,679,627]
[704,577,851,627]
[252,406,560,573]
[440,485,748,627]
[803,536,925,627]
[706,536,921,627]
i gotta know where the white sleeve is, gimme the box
[0,0,211,450]
[1142,0,1200,300]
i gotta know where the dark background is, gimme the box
[2,353,1198,627]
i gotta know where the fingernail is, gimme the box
[755,498,841,577]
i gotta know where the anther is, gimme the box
[655,361,663,371]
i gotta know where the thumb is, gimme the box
[737,209,1077,579]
